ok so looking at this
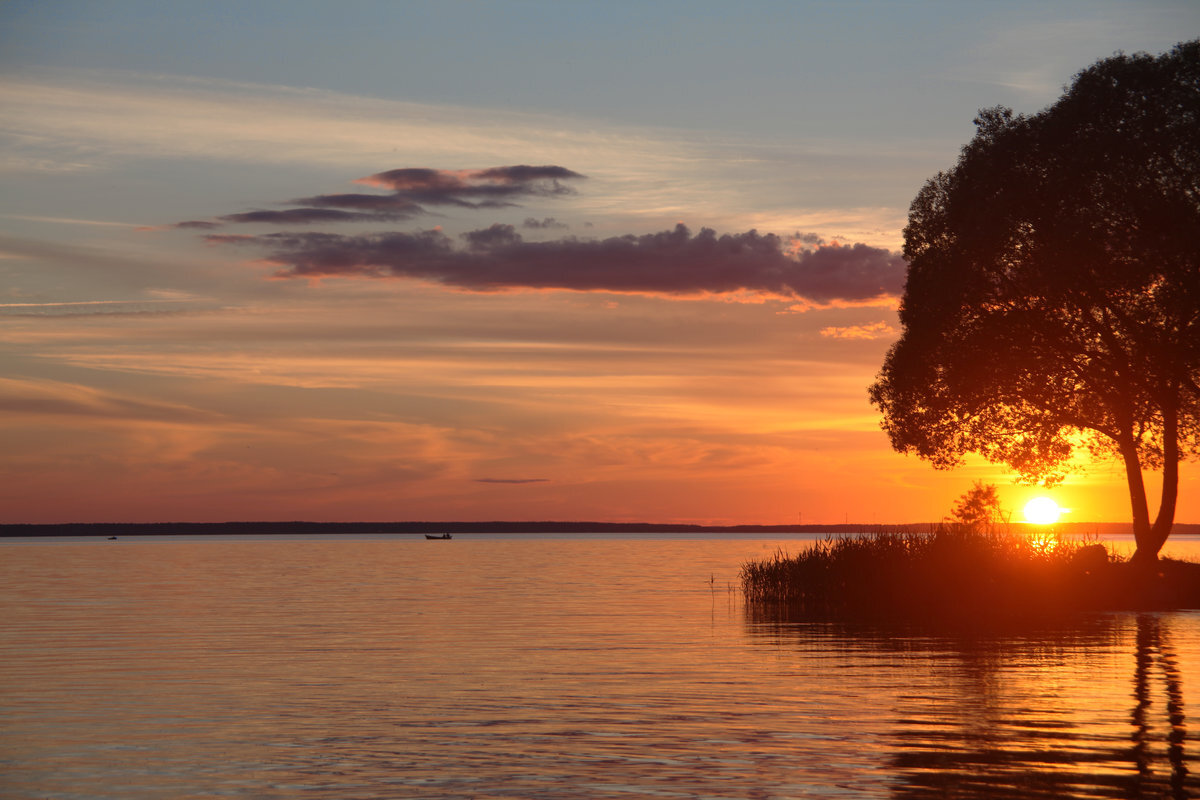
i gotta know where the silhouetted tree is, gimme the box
[949,482,1004,532]
[869,42,1200,564]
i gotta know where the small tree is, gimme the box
[949,482,1004,533]
[869,42,1200,564]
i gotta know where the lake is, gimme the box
[2,533,1198,798]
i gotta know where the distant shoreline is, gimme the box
[2,520,1197,537]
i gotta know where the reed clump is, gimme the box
[740,525,1200,622]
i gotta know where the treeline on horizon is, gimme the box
[4,520,1197,537]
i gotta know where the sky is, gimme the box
[1,0,1197,525]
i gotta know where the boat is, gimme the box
[424,533,452,540]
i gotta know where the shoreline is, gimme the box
[2,521,1198,537]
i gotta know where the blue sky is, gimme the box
[1,1,1196,524]
[5,1,1192,136]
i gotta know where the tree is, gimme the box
[948,481,1005,533]
[869,41,1200,564]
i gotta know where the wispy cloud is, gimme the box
[0,214,143,228]
[0,377,218,423]
[169,165,585,229]
[0,71,676,173]
[948,18,1190,103]
[0,70,916,243]
[819,321,899,340]
[0,233,222,296]
[0,299,203,317]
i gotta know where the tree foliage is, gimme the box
[869,41,1200,562]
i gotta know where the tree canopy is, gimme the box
[869,41,1200,563]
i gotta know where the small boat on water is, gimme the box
[425,533,452,540]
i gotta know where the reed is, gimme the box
[740,524,1200,622]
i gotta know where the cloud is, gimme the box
[356,165,584,208]
[167,165,583,229]
[474,478,551,484]
[0,377,218,423]
[211,223,905,304]
[218,208,416,225]
[523,217,569,230]
[290,193,425,213]
[0,298,204,317]
[787,232,826,251]
[170,200,419,230]
[462,223,523,250]
[0,232,239,297]
[820,321,899,340]
[0,71,922,248]
[0,213,143,229]
[0,73,619,172]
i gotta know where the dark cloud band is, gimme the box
[211,223,904,303]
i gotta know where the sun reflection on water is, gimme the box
[1024,527,1064,555]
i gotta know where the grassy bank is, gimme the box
[740,527,1200,622]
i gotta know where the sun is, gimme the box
[1023,497,1062,525]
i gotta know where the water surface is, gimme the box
[2,533,1197,798]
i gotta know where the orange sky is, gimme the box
[3,278,1193,525]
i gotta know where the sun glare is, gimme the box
[1023,497,1062,525]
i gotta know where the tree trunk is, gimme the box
[1146,399,1181,561]
[1121,431,1156,566]
[1128,398,1180,565]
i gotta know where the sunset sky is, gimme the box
[2,0,1197,525]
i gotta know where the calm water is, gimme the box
[2,533,1198,799]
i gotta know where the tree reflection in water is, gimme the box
[745,609,1196,799]
[1133,614,1188,798]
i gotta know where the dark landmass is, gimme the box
[1,520,1197,537]
[742,528,1200,621]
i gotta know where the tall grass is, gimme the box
[740,524,1200,622]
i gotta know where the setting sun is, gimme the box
[1023,497,1062,525]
